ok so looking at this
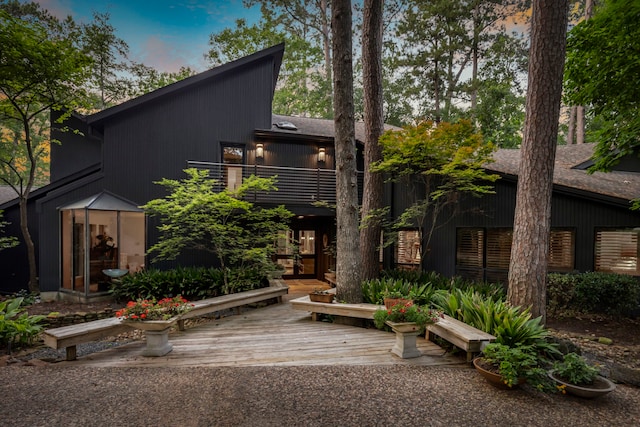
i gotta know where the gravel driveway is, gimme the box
[1,364,639,427]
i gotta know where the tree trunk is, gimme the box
[507,0,569,323]
[332,0,362,303]
[567,105,576,144]
[321,0,333,114]
[576,105,585,144]
[359,0,385,282]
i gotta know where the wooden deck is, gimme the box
[62,280,467,368]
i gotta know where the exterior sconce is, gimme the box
[318,147,326,163]
[256,143,264,159]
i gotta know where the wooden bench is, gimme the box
[427,314,496,362]
[292,294,494,362]
[291,290,384,321]
[42,283,289,361]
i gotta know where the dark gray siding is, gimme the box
[50,113,102,182]
[423,178,640,278]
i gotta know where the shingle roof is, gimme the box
[271,114,400,143]
[0,186,17,205]
[488,144,640,202]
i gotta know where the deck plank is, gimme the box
[63,284,467,368]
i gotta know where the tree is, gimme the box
[80,12,131,109]
[564,0,640,171]
[375,120,499,261]
[332,0,362,303]
[206,9,331,117]
[359,0,385,281]
[0,10,91,292]
[142,169,293,289]
[126,63,197,98]
[507,0,569,322]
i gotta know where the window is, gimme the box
[396,230,421,265]
[456,227,576,283]
[595,229,639,275]
[222,145,244,191]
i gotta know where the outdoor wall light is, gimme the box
[318,147,326,163]
[256,143,264,159]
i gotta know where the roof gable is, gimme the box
[87,43,285,129]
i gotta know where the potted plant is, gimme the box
[374,302,442,359]
[473,343,547,389]
[116,295,193,357]
[382,290,413,309]
[309,288,334,303]
[549,352,616,398]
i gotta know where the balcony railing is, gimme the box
[187,161,364,205]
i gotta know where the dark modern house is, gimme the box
[1,43,639,301]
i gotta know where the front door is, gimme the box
[276,229,317,278]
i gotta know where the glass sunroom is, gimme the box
[59,192,145,297]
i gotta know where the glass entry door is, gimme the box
[276,229,316,277]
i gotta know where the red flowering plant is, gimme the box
[373,301,442,333]
[116,295,193,321]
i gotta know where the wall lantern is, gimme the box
[318,147,326,163]
[256,143,264,159]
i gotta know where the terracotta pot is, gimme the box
[383,298,413,309]
[473,357,525,389]
[122,318,177,331]
[548,372,616,398]
[309,293,334,303]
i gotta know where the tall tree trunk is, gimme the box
[360,0,385,281]
[567,106,576,144]
[320,0,333,114]
[507,0,569,323]
[576,105,585,144]
[332,0,362,303]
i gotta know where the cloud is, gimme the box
[135,35,207,73]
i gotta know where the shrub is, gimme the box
[548,272,640,315]
[573,272,640,315]
[111,266,266,302]
[552,352,599,386]
[0,297,45,353]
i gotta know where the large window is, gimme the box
[595,229,639,275]
[456,227,575,283]
[396,230,421,266]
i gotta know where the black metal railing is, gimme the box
[187,161,364,205]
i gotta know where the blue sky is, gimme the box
[32,0,261,72]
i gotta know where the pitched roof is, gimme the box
[488,144,640,203]
[86,43,285,130]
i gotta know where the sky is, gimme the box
[31,0,261,73]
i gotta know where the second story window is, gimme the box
[222,145,244,191]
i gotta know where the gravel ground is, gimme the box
[1,364,639,427]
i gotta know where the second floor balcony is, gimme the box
[188,161,364,206]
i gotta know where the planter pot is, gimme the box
[386,321,422,359]
[309,293,334,303]
[473,357,525,389]
[548,372,616,398]
[383,298,413,309]
[123,318,177,357]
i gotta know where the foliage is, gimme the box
[547,272,640,316]
[110,266,267,302]
[552,352,599,386]
[0,210,18,250]
[564,0,640,172]
[142,169,293,289]
[0,8,91,291]
[0,297,45,351]
[373,301,442,333]
[479,343,553,391]
[375,120,499,261]
[361,277,435,306]
[115,296,193,321]
[432,288,558,357]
